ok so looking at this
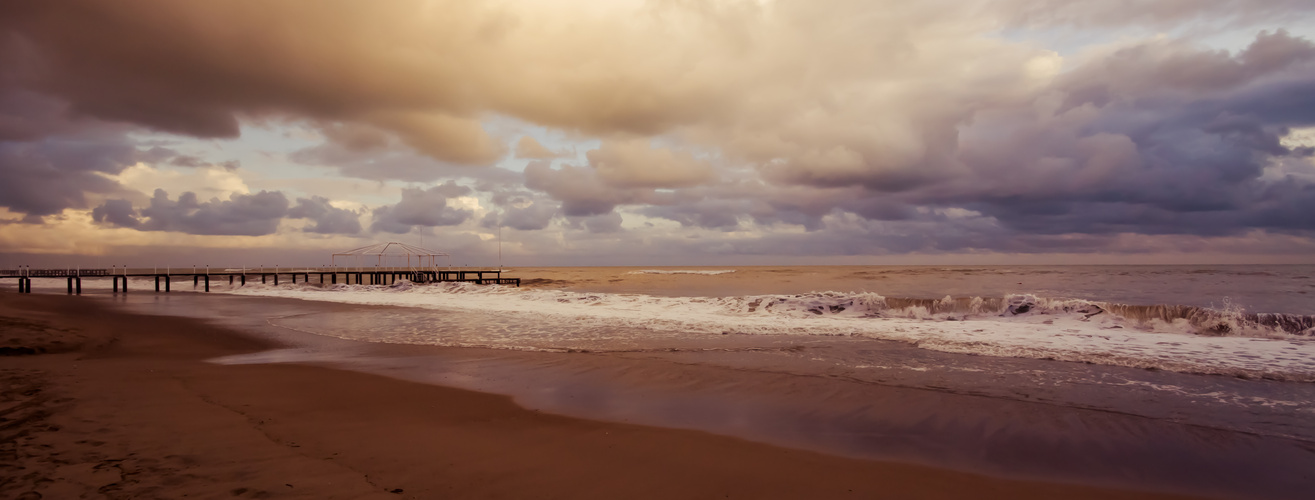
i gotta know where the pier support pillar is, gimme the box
[165,277,171,292]
[155,276,160,292]
[241,275,246,286]
[262,274,267,284]
[76,277,82,294]
[204,276,210,292]
[68,277,74,294]
[274,274,279,286]
[292,273,297,284]
[331,273,337,284]
[229,275,234,285]
[194,275,199,287]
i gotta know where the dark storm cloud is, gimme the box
[502,29,1315,257]
[90,199,140,228]
[288,196,362,235]
[926,31,1315,237]
[0,0,580,168]
[666,30,1315,247]
[369,181,473,234]
[0,84,146,217]
[639,200,744,230]
[480,190,559,231]
[524,162,634,217]
[93,189,290,236]
[566,212,624,234]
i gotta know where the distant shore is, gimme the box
[1,293,1205,499]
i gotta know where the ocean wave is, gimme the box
[224,282,1315,381]
[627,270,736,275]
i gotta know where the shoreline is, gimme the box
[0,293,1213,499]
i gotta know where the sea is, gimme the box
[9,265,1315,499]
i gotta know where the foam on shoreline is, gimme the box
[225,282,1315,382]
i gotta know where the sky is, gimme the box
[2,0,1315,268]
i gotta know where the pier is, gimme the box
[0,266,517,294]
[2,242,517,294]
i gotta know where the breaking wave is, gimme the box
[627,270,737,275]
[728,292,1315,338]
[227,282,1315,381]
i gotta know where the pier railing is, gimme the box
[0,269,110,277]
[2,267,517,294]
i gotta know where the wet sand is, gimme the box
[1,294,1208,499]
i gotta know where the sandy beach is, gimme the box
[0,293,1215,499]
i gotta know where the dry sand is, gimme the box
[1,294,1208,499]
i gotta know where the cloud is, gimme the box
[587,140,715,189]
[288,196,362,234]
[168,154,240,171]
[513,136,567,160]
[93,189,290,236]
[482,190,559,231]
[4,0,1315,260]
[998,0,1315,29]
[923,30,1315,236]
[0,90,139,217]
[524,161,633,217]
[290,139,522,184]
[90,199,140,228]
[2,0,509,165]
[369,181,473,234]
[565,211,625,234]
[639,200,744,230]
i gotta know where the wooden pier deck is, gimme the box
[0,267,517,294]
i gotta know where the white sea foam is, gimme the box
[627,269,737,275]
[225,282,1315,381]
